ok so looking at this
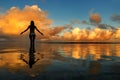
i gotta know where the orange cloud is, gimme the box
[115,28,120,39]
[89,13,101,24]
[0,5,52,35]
[63,27,113,41]
[0,5,119,42]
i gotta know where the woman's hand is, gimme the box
[20,32,23,35]
[41,32,44,35]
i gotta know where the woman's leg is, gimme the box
[29,35,35,52]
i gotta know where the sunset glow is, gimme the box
[0,0,120,80]
[0,5,52,35]
[0,3,119,41]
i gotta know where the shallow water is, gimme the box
[0,41,120,80]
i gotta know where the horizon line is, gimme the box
[40,41,120,44]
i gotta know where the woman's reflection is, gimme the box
[21,44,42,68]
[21,49,37,68]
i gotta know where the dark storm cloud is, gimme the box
[111,14,120,23]
[98,24,115,30]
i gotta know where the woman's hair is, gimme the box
[30,20,34,26]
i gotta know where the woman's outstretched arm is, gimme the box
[35,26,44,35]
[20,26,30,35]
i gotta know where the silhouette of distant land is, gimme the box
[41,41,120,44]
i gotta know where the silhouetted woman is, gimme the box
[20,20,43,48]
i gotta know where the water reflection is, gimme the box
[20,41,43,68]
[0,43,120,79]
[0,43,120,68]
[0,44,120,67]
[58,44,118,60]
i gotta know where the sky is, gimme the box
[0,0,120,41]
[0,0,119,26]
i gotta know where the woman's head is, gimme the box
[30,20,34,26]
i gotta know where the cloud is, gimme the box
[89,13,101,24]
[115,28,120,39]
[0,5,119,42]
[97,24,115,30]
[62,11,119,41]
[111,14,120,23]
[0,5,70,41]
[63,27,114,41]
[0,5,52,35]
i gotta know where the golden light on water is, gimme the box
[115,45,120,57]
[61,44,115,60]
[0,43,120,76]
[0,52,24,68]
[0,44,118,67]
[72,45,81,59]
